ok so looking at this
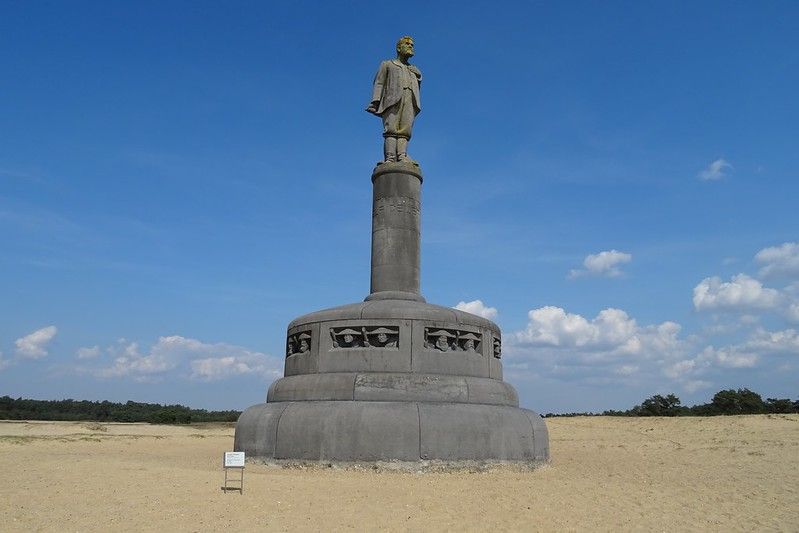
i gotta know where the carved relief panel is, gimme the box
[492,336,502,359]
[424,327,482,353]
[286,331,312,357]
[330,326,399,349]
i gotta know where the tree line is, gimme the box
[2,388,797,422]
[546,388,799,417]
[0,396,241,424]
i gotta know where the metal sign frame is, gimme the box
[222,452,245,494]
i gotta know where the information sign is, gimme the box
[224,451,245,468]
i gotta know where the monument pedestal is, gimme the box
[234,164,549,464]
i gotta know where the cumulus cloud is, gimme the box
[508,240,799,395]
[454,300,498,320]
[93,340,171,379]
[15,326,57,359]
[698,158,732,181]
[697,345,758,368]
[0,351,9,371]
[663,359,697,379]
[88,335,281,382]
[756,242,799,279]
[516,307,638,351]
[744,327,799,354]
[693,274,782,311]
[504,302,795,393]
[511,306,687,367]
[76,345,101,359]
[190,353,280,381]
[657,326,798,391]
[568,250,632,279]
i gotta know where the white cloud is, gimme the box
[658,326,798,390]
[697,345,758,368]
[516,306,637,350]
[14,326,57,359]
[756,242,799,279]
[88,335,281,382]
[512,306,686,366]
[0,351,9,371]
[698,158,732,181]
[569,250,631,279]
[454,300,498,320]
[693,274,782,311]
[663,359,697,379]
[744,328,799,355]
[93,340,172,379]
[507,240,799,397]
[190,353,280,381]
[505,303,794,393]
[76,345,101,359]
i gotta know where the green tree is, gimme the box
[710,388,767,415]
[632,394,684,416]
[765,398,795,413]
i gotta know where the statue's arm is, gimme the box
[366,61,388,114]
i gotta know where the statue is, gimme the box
[366,36,422,165]
[235,35,550,466]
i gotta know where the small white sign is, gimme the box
[224,451,245,468]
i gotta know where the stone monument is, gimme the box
[234,37,549,464]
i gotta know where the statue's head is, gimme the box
[435,334,449,351]
[396,36,414,59]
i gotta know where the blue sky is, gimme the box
[1,1,797,412]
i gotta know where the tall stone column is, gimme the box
[366,164,425,302]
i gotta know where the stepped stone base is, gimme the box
[234,298,550,464]
[235,400,548,462]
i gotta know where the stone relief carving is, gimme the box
[330,326,399,349]
[425,328,456,352]
[424,328,482,353]
[286,331,311,357]
[457,332,481,353]
[367,327,399,348]
[492,336,502,359]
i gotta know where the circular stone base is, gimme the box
[234,400,549,463]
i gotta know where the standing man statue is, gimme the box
[366,36,422,165]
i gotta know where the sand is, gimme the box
[1,415,797,531]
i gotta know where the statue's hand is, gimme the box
[366,102,379,114]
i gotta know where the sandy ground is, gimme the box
[1,415,797,532]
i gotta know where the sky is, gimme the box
[1,1,798,413]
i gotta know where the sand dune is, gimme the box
[1,415,797,531]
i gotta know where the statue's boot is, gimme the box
[396,137,417,165]
[383,137,398,163]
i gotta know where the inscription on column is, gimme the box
[372,196,420,219]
